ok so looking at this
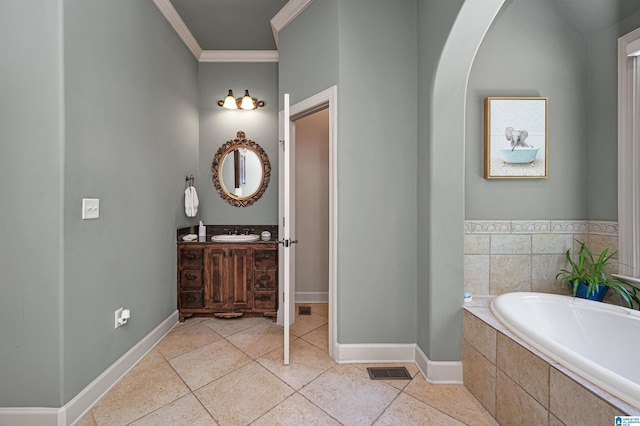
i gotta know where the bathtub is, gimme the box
[491,292,640,409]
[498,147,539,163]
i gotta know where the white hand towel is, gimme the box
[185,186,199,217]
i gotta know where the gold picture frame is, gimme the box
[484,97,548,179]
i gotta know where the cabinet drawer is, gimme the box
[180,270,203,290]
[179,248,204,267]
[254,270,277,289]
[180,291,203,308]
[254,249,277,268]
[254,291,277,310]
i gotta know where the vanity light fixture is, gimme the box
[217,89,265,110]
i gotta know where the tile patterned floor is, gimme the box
[77,304,495,426]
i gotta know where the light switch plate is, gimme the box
[82,198,100,219]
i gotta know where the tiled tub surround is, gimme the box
[463,299,640,425]
[464,220,619,297]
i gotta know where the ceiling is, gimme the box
[158,0,640,57]
[554,0,640,36]
[169,0,288,51]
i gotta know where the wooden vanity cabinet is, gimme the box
[177,242,278,321]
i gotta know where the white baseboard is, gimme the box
[415,345,463,384]
[336,343,417,364]
[0,408,60,426]
[295,292,329,303]
[0,310,179,426]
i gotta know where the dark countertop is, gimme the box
[177,224,278,244]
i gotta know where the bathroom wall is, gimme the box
[278,0,339,108]
[586,10,640,221]
[198,62,279,225]
[279,0,418,344]
[0,0,64,407]
[295,109,330,302]
[465,0,588,220]
[63,0,199,405]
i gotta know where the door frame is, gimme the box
[278,85,338,359]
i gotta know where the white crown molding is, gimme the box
[152,0,202,60]
[271,0,314,49]
[199,50,279,63]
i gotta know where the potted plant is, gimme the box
[555,240,640,309]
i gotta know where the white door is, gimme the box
[279,93,297,365]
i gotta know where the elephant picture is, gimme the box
[484,97,548,178]
[505,127,532,150]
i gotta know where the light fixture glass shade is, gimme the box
[222,90,237,109]
[240,90,256,110]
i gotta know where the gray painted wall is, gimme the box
[62,0,199,403]
[280,0,417,344]
[1,0,198,407]
[416,0,466,363]
[335,0,417,344]
[587,10,640,221]
[198,63,279,225]
[465,0,589,220]
[0,0,64,407]
[278,0,339,107]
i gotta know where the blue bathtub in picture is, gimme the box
[499,147,540,163]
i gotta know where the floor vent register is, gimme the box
[366,367,412,380]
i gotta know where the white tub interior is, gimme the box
[491,292,640,409]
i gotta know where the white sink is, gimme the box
[211,234,260,243]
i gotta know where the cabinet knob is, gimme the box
[258,295,271,301]
[185,253,196,259]
[186,274,197,280]
[260,254,271,259]
[186,295,196,302]
[260,275,270,281]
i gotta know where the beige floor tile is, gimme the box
[252,393,341,426]
[257,339,335,390]
[130,348,166,374]
[300,364,400,426]
[92,361,190,425]
[195,362,294,426]
[404,373,495,426]
[155,322,222,360]
[290,313,328,337]
[374,393,465,425]
[169,339,251,390]
[300,324,328,352]
[352,363,419,390]
[202,316,267,337]
[130,394,217,426]
[75,411,97,426]
[226,320,284,359]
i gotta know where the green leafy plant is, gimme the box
[555,240,640,309]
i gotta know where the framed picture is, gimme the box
[484,97,548,179]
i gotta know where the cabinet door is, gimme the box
[206,247,226,310]
[228,248,252,310]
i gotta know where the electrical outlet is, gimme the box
[114,307,123,329]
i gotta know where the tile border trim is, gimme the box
[465,220,618,236]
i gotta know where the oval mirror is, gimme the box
[211,131,271,207]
